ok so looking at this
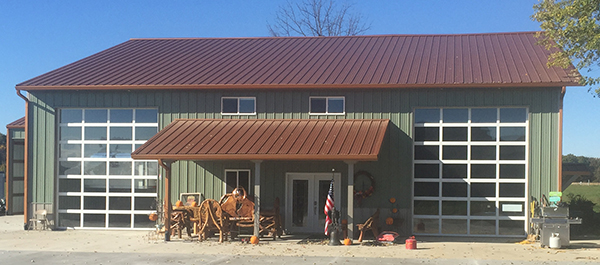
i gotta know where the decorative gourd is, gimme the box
[148,212,158,221]
[392,208,398,213]
[250,236,259,245]
[175,200,183,207]
[385,217,394,225]
[343,238,352,245]
[389,197,396,203]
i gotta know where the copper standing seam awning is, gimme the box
[131,119,389,161]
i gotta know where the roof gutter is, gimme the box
[15,89,29,229]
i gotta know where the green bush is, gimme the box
[567,194,599,235]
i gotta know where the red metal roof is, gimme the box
[17,32,579,91]
[131,119,389,161]
[6,117,25,129]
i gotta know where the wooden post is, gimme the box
[158,159,172,242]
[345,161,356,239]
[252,160,262,237]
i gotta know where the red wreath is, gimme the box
[354,170,375,199]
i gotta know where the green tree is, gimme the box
[268,0,370,37]
[563,154,600,182]
[532,0,600,96]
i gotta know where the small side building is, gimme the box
[5,117,25,215]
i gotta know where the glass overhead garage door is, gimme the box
[413,107,528,236]
[57,108,159,229]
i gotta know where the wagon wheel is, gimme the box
[198,199,228,243]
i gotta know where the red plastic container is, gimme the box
[405,236,417,249]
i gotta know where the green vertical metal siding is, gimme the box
[28,87,561,212]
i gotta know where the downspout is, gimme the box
[16,89,29,229]
[158,159,172,241]
[558,86,566,191]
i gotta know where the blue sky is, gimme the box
[1,0,598,157]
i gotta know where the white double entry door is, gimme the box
[285,172,342,234]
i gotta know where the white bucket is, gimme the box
[549,233,561,249]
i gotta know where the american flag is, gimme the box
[324,179,334,235]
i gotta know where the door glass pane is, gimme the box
[109,214,131,228]
[442,201,467,215]
[415,127,439,141]
[85,127,107,140]
[110,127,132,140]
[110,109,133,123]
[110,144,132,158]
[225,171,237,193]
[500,202,525,216]
[499,220,524,235]
[85,144,107,158]
[471,183,496,197]
[84,162,106,175]
[109,179,131,193]
[414,145,439,160]
[414,182,439,197]
[471,164,496,179]
[442,164,467,179]
[442,183,467,197]
[60,127,82,140]
[60,144,81,158]
[499,183,525,197]
[500,127,525,141]
[470,201,496,216]
[238,171,250,194]
[471,127,496,141]
[59,161,81,175]
[292,180,309,227]
[500,108,526,123]
[414,164,439,179]
[109,197,131,210]
[85,109,107,123]
[415,219,439,234]
[414,200,438,215]
[134,214,155,228]
[84,179,106,192]
[443,127,467,141]
[471,108,497,123]
[471,146,496,160]
[442,146,467,160]
[443,109,468,123]
[134,179,157,193]
[500,164,525,179]
[470,220,496,235]
[109,162,132,175]
[59,213,80,227]
[59,179,81,192]
[442,219,467,234]
[83,214,105,227]
[135,109,158,123]
[61,109,82,123]
[415,109,440,123]
[59,196,80,209]
[500,146,525,160]
[84,197,106,210]
[134,197,155,210]
[135,127,157,140]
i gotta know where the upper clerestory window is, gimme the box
[222,97,256,115]
[310,96,345,115]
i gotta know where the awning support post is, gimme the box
[158,159,172,242]
[252,160,263,237]
[345,160,356,239]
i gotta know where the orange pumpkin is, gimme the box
[191,201,198,207]
[385,217,394,225]
[250,236,259,245]
[389,197,396,203]
[148,212,158,221]
[392,208,398,213]
[175,200,183,207]
[343,238,353,245]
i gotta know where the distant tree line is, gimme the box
[563,154,600,182]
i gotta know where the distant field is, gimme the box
[563,184,600,213]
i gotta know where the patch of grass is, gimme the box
[563,184,600,213]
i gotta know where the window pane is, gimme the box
[499,183,525,197]
[442,164,467,179]
[443,109,468,123]
[85,109,107,123]
[59,213,80,227]
[84,197,106,210]
[109,197,131,210]
[84,179,106,192]
[499,164,525,179]
[471,183,496,197]
[84,144,107,158]
[470,201,496,216]
[109,179,131,193]
[135,109,158,123]
[225,171,237,193]
[471,146,496,160]
[310,98,326,113]
[442,219,467,234]
[414,164,439,179]
[134,179,157,193]
[415,219,438,234]
[83,214,105,227]
[110,109,133,123]
[414,145,439,160]
[414,182,439,197]
[442,183,467,197]
[134,161,157,176]
[59,196,80,209]
[471,164,496,179]
[60,144,81,158]
[327,98,344,113]
[499,220,524,235]
[109,214,131,227]
[61,109,82,123]
[222,98,238,113]
[442,146,467,160]
[470,220,496,235]
[85,127,107,140]
[471,127,496,141]
[500,146,525,160]
[59,161,81,175]
[415,109,440,123]
[471,108,497,123]
[442,201,467,215]
[60,127,82,141]
[59,179,81,192]
[110,127,132,140]
[238,171,250,194]
[500,127,525,141]
[500,108,526,123]
[238,98,255,113]
[414,200,438,215]
[414,127,439,141]
[135,127,157,140]
[110,144,132,158]
[134,197,156,210]
[443,127,467,141]
[84,162,106,175]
